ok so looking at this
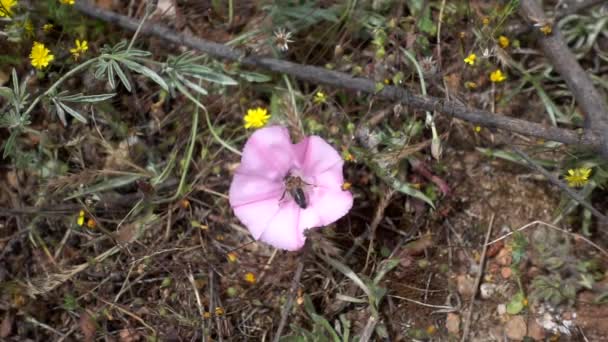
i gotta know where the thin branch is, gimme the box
[520,0,608,155]
[461,214,494,342]
[273,245,307,342]
[73,2,603,153]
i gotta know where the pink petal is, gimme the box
[229,173,284,207]
[294,136,343,176]
[311,161,345,189]
[307,187,353,226]
[259,202,305,251]
[232,196,282,239]
[237,126,296,180]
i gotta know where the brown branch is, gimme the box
[74,2,603,153]
[520,0,608,155]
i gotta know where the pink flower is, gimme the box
[229,126,353,251]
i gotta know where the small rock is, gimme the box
[505,315,527,341]
[446,313,460,335]
[501,267,512,279]
[456,274,476,297]
[496,248,512,266]
[480,283,497,299]
[527,319,546,341]
[497,303,507,315]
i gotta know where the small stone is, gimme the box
[505,315,527,341]
[527,319,546,341]
[456,274,476,297]
[480,283,497,299]
[496,248,512,266]
[446,313,460,335]
[497,303,507,315]
[501,267,512,279]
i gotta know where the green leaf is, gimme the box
[178,64,237,85]
[111,60,131,92]
[118,58,168,90]
[59,93,116,103]
[506,291,526,315]
[64,174,143,200]
[319,254,372,299]
[57,102,87,123]
[239,71,272,83]
[0,86,12,101]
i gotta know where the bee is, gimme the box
[280,174,309,209]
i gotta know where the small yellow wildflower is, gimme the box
[30,41,54,70]
[0,0,17,17]
[313,91,327,104]
[202,312,212,319]
[227,252,238,263]
[77,210,85,226]
[498,35,510,48]
[490,69,506,83]
[342,182,352,191]
[539,24,552,35]
[243,107,270,129]
[464,81,478,89]
[59,0,75,4]
[86,218,96,229]
[474,126,481,133]
[244,272,256,284]
[464,53,477,66]
[564,167,591,188]
[214,307,224,317]
[383,78,391,85]
[426,325,437,335]
[70,39,88,59]
[180,199,190,209]
[482,17,490,26]
[43,23,54,32]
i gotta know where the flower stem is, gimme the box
[22,57,99,118]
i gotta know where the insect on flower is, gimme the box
[281,173,310,209]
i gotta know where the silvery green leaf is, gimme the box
[178,65,237,85]
[176,74,208,95]
[0,87,12,101]
[111,60,131,92]
[2,129,19,159]
[118,58,168,90]
[54,100,87,124]
[124,49,151,58]
[52,98,68,126]
[239,71,272,83]
[107,61,116,89]
[59,93,116,103]
[93,60,108,79]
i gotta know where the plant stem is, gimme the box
[22,57,99,118]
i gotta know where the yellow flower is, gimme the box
[490,69,506,83]
[313,91,327,104]
[341,182,352,191]
[244,272,256,284]
[539,24,552,35]
[77,210,85,226]
[565,167,591,188]
[59,0,75,4]
[30,42,54,70]
[464,53,477,66]
[43,23,54,32]
[70,39,88,59]
[227,252,238,263]
[464,81,478,89]
[86,218,96,229]
[243,107,270,129]
[474,126,481,133]
[498,35,510,48]
[0,0,17,17]
[214,307,224,317]
[482,17,490,26]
